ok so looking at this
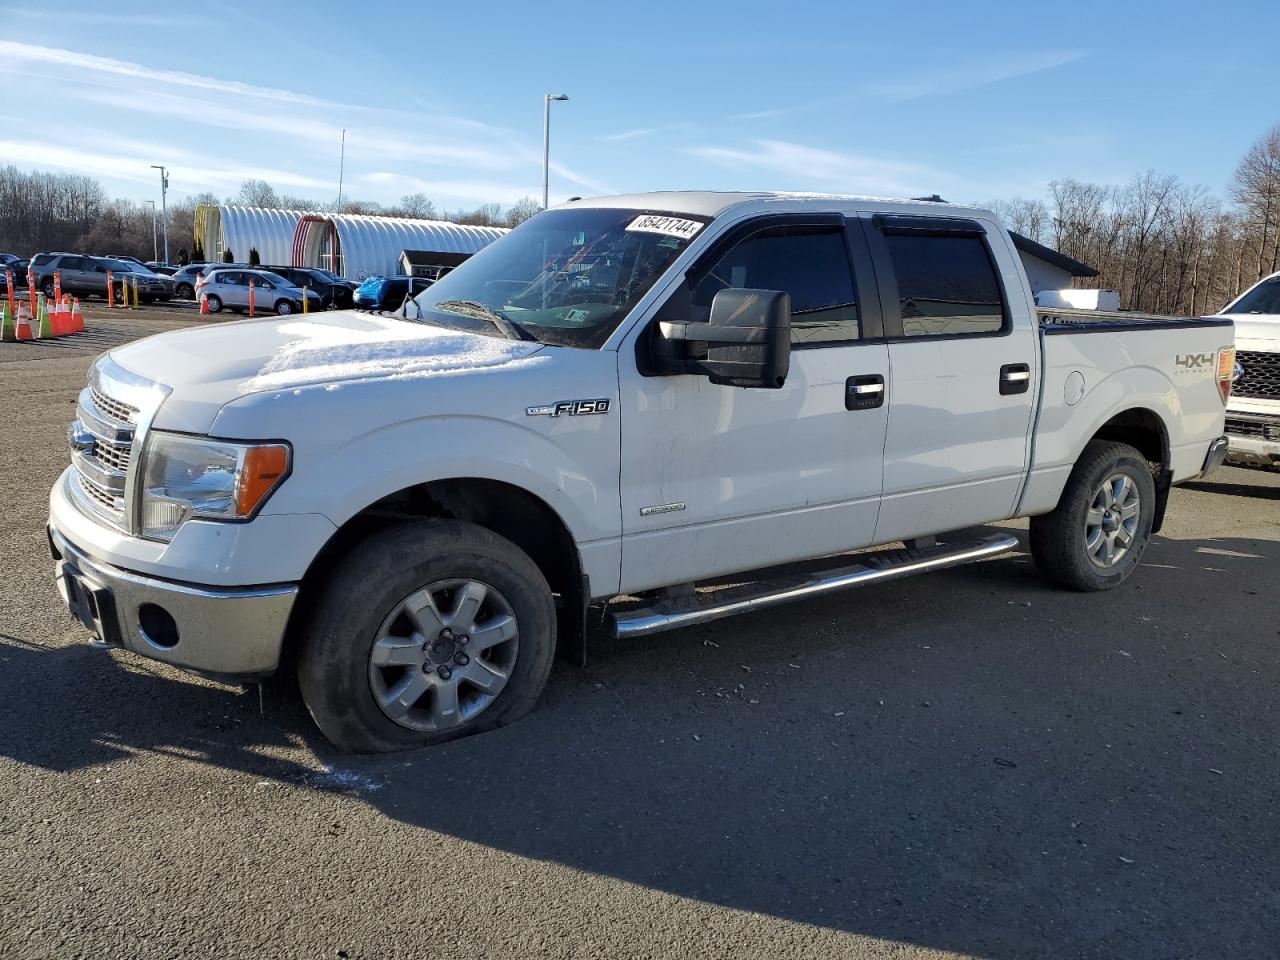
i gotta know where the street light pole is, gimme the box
[150,164,169,263]
[145,200,157,261]
[542,93,569,209]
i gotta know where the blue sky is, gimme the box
[1,0,1275,210]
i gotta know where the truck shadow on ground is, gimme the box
[2,526,1277,958]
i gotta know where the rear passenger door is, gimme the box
[860,214,1038,542]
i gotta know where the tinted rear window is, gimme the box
[1228,278,1280,315]
[883,232,1006,337]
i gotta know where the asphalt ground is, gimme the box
[1,312,1278,959]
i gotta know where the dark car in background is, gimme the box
[169,263,211,299]
[352,275,432,311]
[105,259,174,301]
[264,265,357,310]
[30,253,116,300]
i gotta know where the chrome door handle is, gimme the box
[1000,363,1031,395]
[846,374,885,410]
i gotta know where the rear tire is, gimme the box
[176,282,194,299]
[1030,440,1155,591]
[297,520,556,752]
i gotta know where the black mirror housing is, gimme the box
[683,288,791,389]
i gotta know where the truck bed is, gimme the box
[1036,306,1231,333]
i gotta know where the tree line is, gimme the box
[0,171,542,265]
[2,124,1278,313]
[988,124,1280,315]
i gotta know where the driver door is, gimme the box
[618,215,890,593]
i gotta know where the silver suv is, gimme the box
[195,268,322,315]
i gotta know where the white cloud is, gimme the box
[729,49,1088,121]
[0,41,613,206]
[601,128,654,142]
[687,139,946,197]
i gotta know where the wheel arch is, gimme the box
[1088,407,1172,533]
[282,477,590,674]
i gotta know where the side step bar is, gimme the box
[610,533,1020,640]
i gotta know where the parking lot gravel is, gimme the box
[2,313,1278,959]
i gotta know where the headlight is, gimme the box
[140,432,290,540]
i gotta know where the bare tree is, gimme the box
[1230,125,1280,281]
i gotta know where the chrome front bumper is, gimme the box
[1225,415,1280,470]
[49,524,298,678]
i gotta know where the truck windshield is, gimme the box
[405,208,709,348]
[1226,277,1280,315]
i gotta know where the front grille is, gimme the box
[1234,350,1280,401]
[1226,415,1280,441]
[72,382,138,527]
[91,438,131,473]
[77,473,123,515]
[90,385,139,424]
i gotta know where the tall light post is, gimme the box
[150,164,169,264]
[145,200,158,261]
[542,93,569,209]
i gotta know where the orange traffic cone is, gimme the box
[199,294,209,315]
[71,298,85,333]
[15,302,33,340]
[51,297,66,335]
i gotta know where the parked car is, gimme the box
[263,265,357,310]
[195,268,322,315]
[107,255,144,265]
[1219,272,1280,469]
[145,262,178,276]
[48,191,1234,753]
[29,253,118,301]
[0,253,20,265]
[106,259,174,302]
[4,258,29,280]
[353,275,431,311]
[169,263,209,300]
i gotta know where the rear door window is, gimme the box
[880,231,1007,337]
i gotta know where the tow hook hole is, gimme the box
[138,603,180,649]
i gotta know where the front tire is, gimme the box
[297,520,556,752]
[275,299,293,315]
[1030,440,1156,591]
[204,294,222,313]
[175,282,194,299]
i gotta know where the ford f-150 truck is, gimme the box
[1219,271,1280,469]
[48,192,1235,752]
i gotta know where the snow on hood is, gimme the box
[242,314,544,391]
[108,310,545,434]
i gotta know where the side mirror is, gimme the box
[659,288,791,389]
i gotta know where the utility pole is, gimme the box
[337,129,346,211]
[542,94,569,209]
[150,165,169,263]
[146,200,157,261]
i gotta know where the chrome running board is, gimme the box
[610,533,1020,639]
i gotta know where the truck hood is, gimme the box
[1225,313,1280,351]
[109,310,546,433]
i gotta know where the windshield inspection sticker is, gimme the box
[625,214,704,240]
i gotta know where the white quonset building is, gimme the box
[192,205,506,281]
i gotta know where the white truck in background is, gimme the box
[48,192,1235,752]
[1219,272,1280,469]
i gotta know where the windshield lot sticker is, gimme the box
[625,215,704,240]
[563,308,591,323]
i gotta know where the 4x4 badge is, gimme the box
[526,399,611,418]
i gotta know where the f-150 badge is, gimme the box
[526,399,611,417]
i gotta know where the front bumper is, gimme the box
[1225,414,1280,469]
[49,523,298,678]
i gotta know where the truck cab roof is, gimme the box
[559,190,994,221]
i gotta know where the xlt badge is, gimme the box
[526,398,611,418]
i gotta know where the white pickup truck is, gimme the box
[48,192,1236,752]
[1219,271,1280,469]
